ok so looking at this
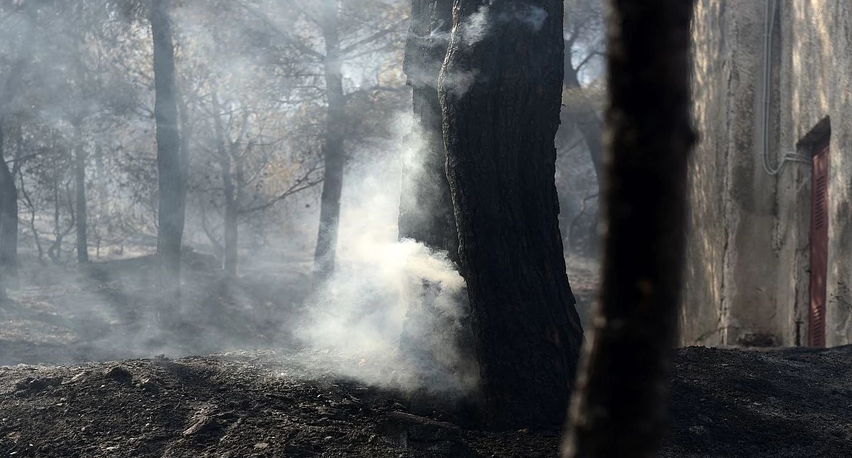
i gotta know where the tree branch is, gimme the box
[235,0,325,61]
[239,169,323,215]
[340,18,407,56]
[576,50,604,73]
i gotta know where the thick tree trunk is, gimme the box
[561,2,696,457]
[439,0,583,429]
[313,10,346,283]
[152,0,185,315]
[73,121,88,264]
[398,0,475,397]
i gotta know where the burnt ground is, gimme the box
[1,255,852,457]
[0,347,851,457]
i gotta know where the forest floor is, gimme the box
[1,346,851,457]
[0,251,312,366]
[2,255,851,457]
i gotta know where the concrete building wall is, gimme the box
[685,0,852,347]
[785,1,852,346]
[684,0,730,346]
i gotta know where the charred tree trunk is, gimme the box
[561,1,696,457]
[313,9,346,283]
[399,0,457,255]
[439,0,583,429]
[398,0,475,398]
[152,0,185,315]
[73,120,88,264]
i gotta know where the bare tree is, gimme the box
[310,3,347,282]
[203,89,323,277]
[561,0,606,192]
[561,1,696,456]
[234,0,408,281]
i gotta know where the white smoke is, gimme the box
[294,113,475,393]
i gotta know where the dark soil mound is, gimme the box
[1,346,851,457]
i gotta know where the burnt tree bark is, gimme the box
[439,0,583,428]
[561,1,696,457]
[399,0,456,255]
[398,0,475,396]
[152,0,186,314]
[313,7,347,283]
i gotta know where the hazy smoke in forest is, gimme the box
[0,0,599,398]
[295,113,476,393]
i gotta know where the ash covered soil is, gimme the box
[0,347,851,458]
[2,256,851,457]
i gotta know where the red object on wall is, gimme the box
[809,143,829,348]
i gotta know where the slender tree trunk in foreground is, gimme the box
[398,0,475,397]
[313,9,346,283]
[152,0,185,317]
[561,1,696,457]
[439,0,583,429]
